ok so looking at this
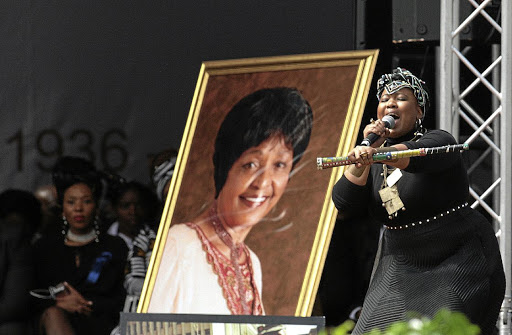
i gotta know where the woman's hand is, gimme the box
[343,118,389,185]
[55,282,93,316]
[362,119,390,148]
[343,145,377,186]
[349,145,378,168]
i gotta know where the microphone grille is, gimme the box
[382,115,396,129]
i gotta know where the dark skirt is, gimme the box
[352,206,505,335]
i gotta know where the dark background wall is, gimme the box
[0,0,358,191]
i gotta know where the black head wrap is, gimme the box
[376,67,430,118]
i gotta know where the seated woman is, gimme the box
[147,87,313,315]
[107,181,159,335]
[107,180,158,311]
[107,180,159,251]
[31,156,127,335]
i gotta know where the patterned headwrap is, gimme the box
[376,67,429,117]
[152,156,176,202]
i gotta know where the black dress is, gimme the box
[32,234,127,335]
[332,129,505,335]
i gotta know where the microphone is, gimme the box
[360,115,395,146]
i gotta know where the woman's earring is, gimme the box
[62,215,68,238]
[414,118,425,136]
[94,215,100,243]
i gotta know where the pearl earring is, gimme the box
[62,215,68,239]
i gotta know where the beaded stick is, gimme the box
[316,143,469,170]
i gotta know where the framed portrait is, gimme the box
[139,49,379,316]
[120,313,325,335]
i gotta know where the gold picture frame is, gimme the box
[139,49,378,316]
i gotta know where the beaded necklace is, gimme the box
[66,229,97,243]
[379,127,425,220]
[209,204,250,314]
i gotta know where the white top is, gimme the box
[107,221,133,250]
[147,223,263,314]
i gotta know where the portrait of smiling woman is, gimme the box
[147,87,313,315]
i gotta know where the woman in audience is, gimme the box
[107,181,158,250]
[107,180,158,309]
[32,156,127,335]
[108,181,159,335]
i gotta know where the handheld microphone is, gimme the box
[360,115,396,146]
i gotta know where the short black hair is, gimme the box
[52,156,103,206]
[213,87,313,197]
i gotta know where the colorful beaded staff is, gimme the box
[316,143,469,170]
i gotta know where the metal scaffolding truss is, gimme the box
[438,0,512,333]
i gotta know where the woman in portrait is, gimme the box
[148,87,313,315]
[331,68,505,334]
[31,156,128,335]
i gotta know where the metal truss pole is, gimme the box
[499,1,512,333]
[439,0,511,332]
[438,0,454,132]
[492,44,500,234]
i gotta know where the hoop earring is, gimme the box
[94,215,100,243]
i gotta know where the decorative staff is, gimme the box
[316,143,469,170]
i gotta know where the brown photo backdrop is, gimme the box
[139,50,378,316]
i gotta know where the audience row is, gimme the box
[0,150,177,335]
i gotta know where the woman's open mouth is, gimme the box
[387,112,400,120]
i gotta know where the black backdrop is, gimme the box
[0,0,356,190]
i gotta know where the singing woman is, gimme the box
[331,68,505,334]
